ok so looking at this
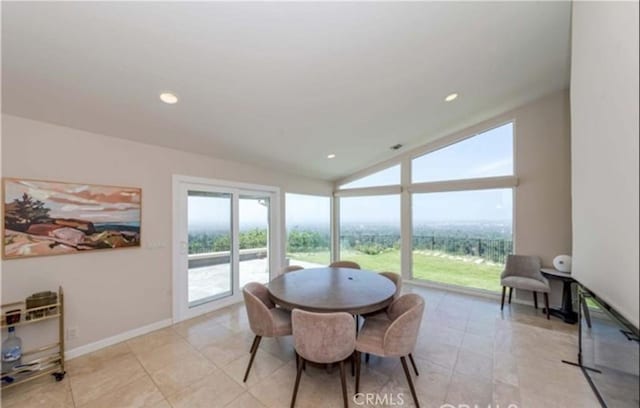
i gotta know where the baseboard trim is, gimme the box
[404,279,536,307]
[65,318,173,360]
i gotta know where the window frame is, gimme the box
[333,119,518,290]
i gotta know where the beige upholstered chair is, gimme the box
[355,294,425,408]
[283,265,304,274]
[500,255,550,319]
[329,260,361,269]
[362,272,402,320]
[242,282,292,382]
[291,309,356,408]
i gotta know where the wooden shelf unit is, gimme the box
[1,286,65,389]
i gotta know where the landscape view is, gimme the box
[188,220,512,293]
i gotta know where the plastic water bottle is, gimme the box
[2,327,23,372]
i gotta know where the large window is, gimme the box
[339,165,400,189]
[339,195,400,273]
[285,193,331,267]
[412,189,513,292]
[412,122,513,183]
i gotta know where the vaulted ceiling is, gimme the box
[2,2,571,180]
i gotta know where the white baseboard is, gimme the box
[404,279,537,307]
[65,318,173,360]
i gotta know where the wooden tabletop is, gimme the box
[268,267,397,315]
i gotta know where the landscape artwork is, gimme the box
[2,178,141,259]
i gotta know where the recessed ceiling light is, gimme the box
[159,92,178,104]
[445,93,458,102]
[327,154,336,159]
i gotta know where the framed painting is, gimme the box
[2,178,141,259]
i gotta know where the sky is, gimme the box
[188,123,514,229]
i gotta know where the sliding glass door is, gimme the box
[174,177,279,321]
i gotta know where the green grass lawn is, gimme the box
[289,249,503,292]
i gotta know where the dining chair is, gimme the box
[329,260,361,269]
[500,254,550,319]
[361,272,402,321]
[283,265,304,274]
[355,293,425,408]
[242,282,292,382]
[291,309,356,408]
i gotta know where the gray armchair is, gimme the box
[500,255,550,319]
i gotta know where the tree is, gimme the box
[4,193,52,232]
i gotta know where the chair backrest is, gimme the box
[383,294,425,357]
[243,282,276,336]
[283,265,304,274]
[379,272,402,301]
[501,255,544,281]
[292,309,356,364]
[329,260,361,269]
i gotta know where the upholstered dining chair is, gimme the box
[242,282,292,382]
[329,260,361,269]
[500,255,550,319]
[291,309,356,408]
[283,265,304,274]
[361,272,402,320]
[355,293,425,408]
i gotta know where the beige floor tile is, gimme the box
[146,400,171,408]
[222,349,287,388]
[135,338,201,373]
[178,321,239,350]
[258,336,297,363]
[444,371,493,407]
[199,331,254,368]
[167,367,245,408]
[77,375,164,408]
[65,342,132,377]
[149,351,217,397]
[493,380,521,407]
[248,361,310,408]
[127,327,184,355]
[460,332,495,356]
[70,353,147,406]
[493,351,519,387]
[454,348,493,380]
[1,375,73,408]
[413,340,459,371]
[224,392,268,408]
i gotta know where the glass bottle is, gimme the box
[2,327,23,372]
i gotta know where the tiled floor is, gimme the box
[0,284,600,408]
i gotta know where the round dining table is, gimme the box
[268,267,397,315]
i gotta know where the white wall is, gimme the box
[570,2,640,328]
[0,114,332,353]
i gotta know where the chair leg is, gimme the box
[508,287,513,304]
[544,293,550,320]
[351,352,355,377]
[582,296,593,328]
[290,355,304,408]
[501,286,506,311]
[339,360,348,408]
[355,351,361,394]
[533,292,538,309]
[243,335,262,382]
[400,356,420,408]
[249,334,260,353]
[408,353,419,376]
